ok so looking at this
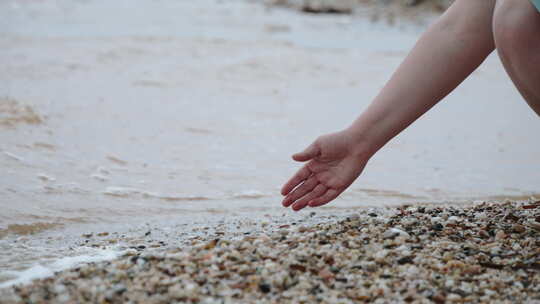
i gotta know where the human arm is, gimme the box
[281,0,497,211]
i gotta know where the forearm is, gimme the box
[349,0,496,158]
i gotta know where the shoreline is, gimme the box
[2,195,538,290]
[2,200,539,303]
[265,0,452,24]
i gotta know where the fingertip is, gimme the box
[292,150,316,162]
[293,144,319,162]
[308,200,321,207]
[282,198,291,207]
[281,183,294,196]
[291,153,306,162]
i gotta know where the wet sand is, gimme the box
[0,0,539,289]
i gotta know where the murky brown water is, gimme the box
[0,0,538,287]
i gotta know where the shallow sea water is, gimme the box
[0,0,539,286]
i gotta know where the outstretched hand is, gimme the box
[280,130,370,211]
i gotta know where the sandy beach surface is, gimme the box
[0,0,539,298]
[2,201,540,303]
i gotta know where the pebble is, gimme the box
[2,201,539,303]
[495,230,506,240]
[478,229,490,238]
[526,219,540,231]
[447,216,460,224]
[512,224,526,233]
[374,249,388,263]
[382,228,409,239]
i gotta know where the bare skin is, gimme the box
[494,0,540,116]
[282,0,501,211]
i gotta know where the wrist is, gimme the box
[342,126,377,162]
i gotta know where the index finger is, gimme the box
[280,164,311,196]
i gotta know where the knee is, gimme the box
[493,0,537,56]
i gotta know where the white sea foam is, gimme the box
[91,173,108,182]
[3,151,24,162]
[37,173,56,182]
[102,186,146,197]
[0,248,122,288]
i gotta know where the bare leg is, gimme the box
[494,0,540,116]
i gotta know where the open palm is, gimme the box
[281,131,369,211]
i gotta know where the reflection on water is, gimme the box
[0,0,539,287]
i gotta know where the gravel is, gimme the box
[2,200,540,303]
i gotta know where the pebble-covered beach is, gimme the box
[2,201,539,303]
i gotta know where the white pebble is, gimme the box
[383,228,410,239]
[447,216,460,224]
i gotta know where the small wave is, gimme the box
[32,142,56,151]
[0,248,121,288]
[473,193,540,202]
[132,80,170,88]
[42,183,90,195]
[91,167,111,181]
[102,187,212,202]
[106,155,128,166]
[2,151,24,162]
[353,188,426,199]
[185,127,212,134]
[102,186,142,197]
[91,173,108,182]
[231,190,267,199]
[37,173,56,182]
[157,195,211,202]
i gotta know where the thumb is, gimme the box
[292,143,320,162]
